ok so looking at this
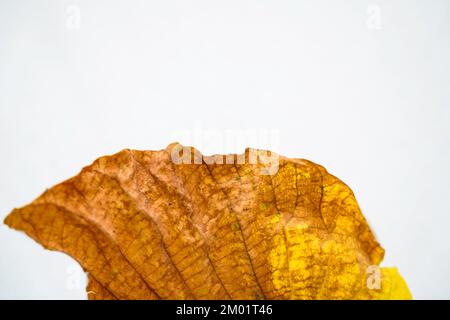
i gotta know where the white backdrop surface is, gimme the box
[0,0,449,299]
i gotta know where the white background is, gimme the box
[0,0,449,299]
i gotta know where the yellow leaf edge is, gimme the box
[375,267,412,300]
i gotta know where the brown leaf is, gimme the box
[4,143,411,299]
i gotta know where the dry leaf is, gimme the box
[4,143,411,299]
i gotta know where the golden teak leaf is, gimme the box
[4,143,411,300]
